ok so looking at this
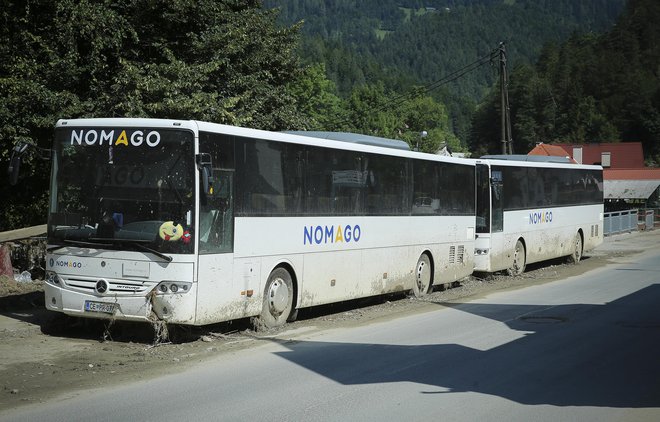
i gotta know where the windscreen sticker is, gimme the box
[70,129,161,147]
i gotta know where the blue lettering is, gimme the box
[314,226,323,244]
[55,260,81,268]
[353,225,361,241]
[529,211,554,225]
[304,226,313,245]
[303,224,362,245]
[324,226,334,243]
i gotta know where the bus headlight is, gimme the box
[45,271,60,285]
[474,248,489,256]
[155,281,192,294]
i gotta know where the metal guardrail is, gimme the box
[641,209,655,231]
[604,209,638,236]
[604,209,656,236]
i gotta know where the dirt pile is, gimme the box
[0,276,43,307]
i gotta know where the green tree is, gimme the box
[395,93,462,153]
[0,0,307,231]
[339,83,460,153]
[288,63,345,130]
[344,83,401,136]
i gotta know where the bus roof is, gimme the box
[55,118,476,167]
[478,155,602,171]
[284,131,410,151]
[481,154,574,164]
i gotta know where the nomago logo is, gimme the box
[53,259,82,268]
[70,129,161,147]
[529,210,553,225]
[304,224,362,245]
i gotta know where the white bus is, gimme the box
[473,156,604,275]
[42,118,476,327]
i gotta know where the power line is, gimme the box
[367,47,500,115]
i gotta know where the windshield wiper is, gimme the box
[90,237,173,263]
[48,238,172,263]
[47,239,112,252]
[130,242,173,263]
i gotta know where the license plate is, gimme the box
[84,301,116,314]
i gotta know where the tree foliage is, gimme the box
[337,83,462,154]
[0,0,308,231]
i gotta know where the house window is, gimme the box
[601,152,611,167]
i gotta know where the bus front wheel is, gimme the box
[259,267,294,328]
[413,253,432,298]
[507,240,526,276]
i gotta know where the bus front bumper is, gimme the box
[44,282,153,322]
[44,282,197,324]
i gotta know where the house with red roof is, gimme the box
[554,142,645,168]
[527,144,577,163]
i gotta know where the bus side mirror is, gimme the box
[201,166,212,194]
[7,143,29,186]
[196,153,213,196]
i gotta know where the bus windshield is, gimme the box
[48,127,195,254]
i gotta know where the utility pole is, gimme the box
[499,42,513,155]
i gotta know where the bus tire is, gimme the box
[507,239,526,276]
[568,233,583,264]
[413,253,432,298]
[259,267,294,328]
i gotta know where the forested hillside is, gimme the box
[266,0,625,141]
[469,0,660,164]
[268,0,624,98]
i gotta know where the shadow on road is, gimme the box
[272,284,660,408]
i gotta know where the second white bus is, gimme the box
[474,156,604,275]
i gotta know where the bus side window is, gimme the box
[491,170,503,232]
[199,132,235,254]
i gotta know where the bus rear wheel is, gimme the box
[259,267,294,328]
[413,253,432,298]
[568,233,583,264]
[507,240,526,276]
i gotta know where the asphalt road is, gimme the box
[2,234,660,422]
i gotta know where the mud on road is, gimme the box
[0,232,653,412]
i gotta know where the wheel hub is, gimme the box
[417,262,427,288]
[268,279,289,314]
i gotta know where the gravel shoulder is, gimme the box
[0,230,657,412]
